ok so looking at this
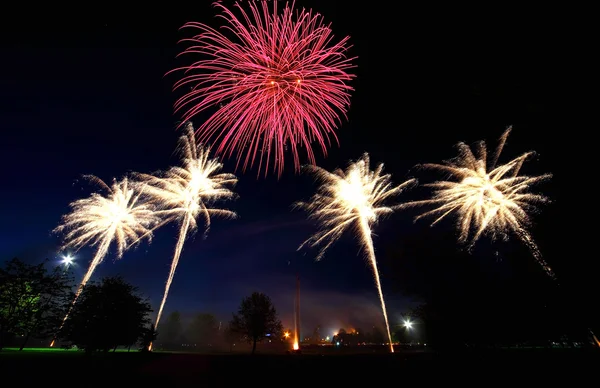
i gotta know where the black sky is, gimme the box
[0,2,591,334]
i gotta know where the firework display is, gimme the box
[39,0,564,355]
[170,0,355,176]
[133,123,238,338]
[51,176,160,345]
[409,127,554,277]
[296,154,417,352]
[54,176,160,300]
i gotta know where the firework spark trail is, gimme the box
[73,236,112,302]
[50,177,160,345]
[153,214,191,331]
[359,216,394,354]
[169,0,356,177]
[409,126,554,278]
[516,228,554,279]
[296,154,416,353]
[133,123,237,341]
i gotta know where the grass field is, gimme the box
[1,347,598,385]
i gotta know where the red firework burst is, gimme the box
[170,0,356,177]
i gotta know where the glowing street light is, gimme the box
[61,254,74,266]
[403,320,413,330]
[284,331,290,339]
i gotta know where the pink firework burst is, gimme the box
[170,0,356,177]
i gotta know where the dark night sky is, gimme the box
[0,2,589,334]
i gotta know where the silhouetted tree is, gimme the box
[0,258,73,350]
[230,292,283,354]
[186,313,218,347]
[334,328,365,345]
[311,325,322,344]
[157,311,183,347]
[59,276,152,354]
[332,328,347,345]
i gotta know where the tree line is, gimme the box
[156,292,283,354]
[0,258,155,352]
[0,258,283,354]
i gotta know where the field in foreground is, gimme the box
[1,348,597,385]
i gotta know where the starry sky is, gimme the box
[0,1,586,334]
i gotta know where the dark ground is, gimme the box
[1,348,597,385]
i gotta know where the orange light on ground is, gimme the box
[293,342,299,350]
[49,339,55,347]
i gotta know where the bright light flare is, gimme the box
[284,332,290,338]
[170,0,356,177]
[133,122,238,336]
[409,126,554,278]
[404,320,413,329]
[61,254,74,266]
[296,153,417,353]
[293,342,299,350]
